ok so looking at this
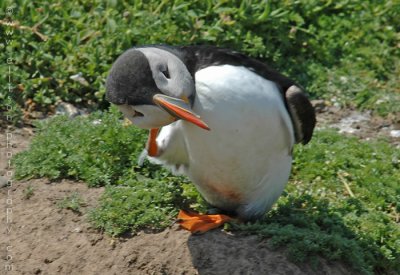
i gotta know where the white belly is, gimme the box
[155,65,295,219]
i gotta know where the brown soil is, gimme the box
[0,179,352,275]
[2,104,398,275]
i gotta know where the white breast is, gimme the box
[154,65,295,219]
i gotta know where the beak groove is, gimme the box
[153,94,210,131]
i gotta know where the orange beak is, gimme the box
[153,94,210,131]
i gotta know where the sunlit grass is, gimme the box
[1,0,399,119]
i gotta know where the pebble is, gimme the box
[72,227,82,233]
[390,130,400,138]
[0,176,8,188]
[70,72,89,86]
[56,102,87,118]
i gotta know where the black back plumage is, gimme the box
[157,45,316,144]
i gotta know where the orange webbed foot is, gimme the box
[177,209,233,234]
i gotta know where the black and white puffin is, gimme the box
[106,45,316,233]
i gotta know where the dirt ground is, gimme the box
[1,105,398,275]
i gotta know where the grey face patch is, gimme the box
[137,48,195,100]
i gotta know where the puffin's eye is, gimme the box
[161,68,170,79]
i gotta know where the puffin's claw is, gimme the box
[177,209,232,234]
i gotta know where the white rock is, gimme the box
[72,227,82,233]
[0,176,8,188]
[334,112,370,134]
[70,72,89,86]
[56,102,88,118]
[390,130,400,138]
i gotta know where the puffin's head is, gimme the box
[106,47,209,130]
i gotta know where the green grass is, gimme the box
[13,106,148,186]
[89,176,183,236]
[22,184,34,199]
[1,0,399,120]
[12,110,399,274]
[57,192,86,213]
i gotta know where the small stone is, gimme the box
[72,227,82,233]
[55,102,87,118]
[311,99,326,113]
[44,258,52,264]
[0,176,8,188]
[70,72,89,86]
[390,130,400,138]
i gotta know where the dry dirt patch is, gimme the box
[0,179,352,275]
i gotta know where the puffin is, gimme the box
[106,45,316,233]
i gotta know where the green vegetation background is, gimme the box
[1,0,399,116]
[1,1,399,274]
